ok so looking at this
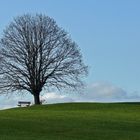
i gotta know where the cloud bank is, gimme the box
[0,82,140,109]
[42,82,140,103]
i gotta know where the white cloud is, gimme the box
[83,82,127,101]
[41,92,74,104]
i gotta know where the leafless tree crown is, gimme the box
[0,14,88,103]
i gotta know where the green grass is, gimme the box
[0,103,140,140]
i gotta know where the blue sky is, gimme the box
[0,0,140,107]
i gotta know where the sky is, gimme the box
[0,0,140,109]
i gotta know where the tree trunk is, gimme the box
[33,94,41,105]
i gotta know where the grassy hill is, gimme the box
[0,103,140,140]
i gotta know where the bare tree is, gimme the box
[0,14,88,104]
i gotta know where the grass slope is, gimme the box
[0,103,140,140]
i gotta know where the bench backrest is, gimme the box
[18,101,31,104]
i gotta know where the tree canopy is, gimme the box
[0,14,88,104]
